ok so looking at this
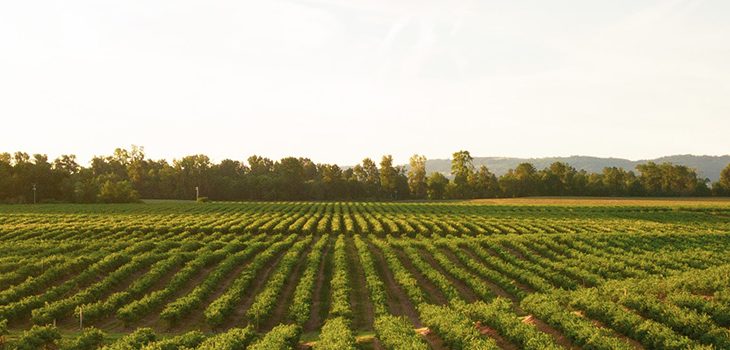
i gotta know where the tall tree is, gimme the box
[469,165,499,198]
[354,158,380,198]
[379,155,398,199]
[500,163,538,197]
[450,150,475,198]
[173,155,211,199]
[713,163,730,195]
[407,154,427,199]
[275,157,305,199]
[426,172,449,200]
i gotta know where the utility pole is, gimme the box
[79,306,83,330]
[195,186,199,201]
[32,183,36,204]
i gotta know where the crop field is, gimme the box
[1,200,730,349]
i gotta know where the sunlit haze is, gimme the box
[1,0,729,166]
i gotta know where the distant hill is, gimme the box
[418,155,730,182]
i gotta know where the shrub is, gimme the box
[314,317,356,350]
[0,319,7,348]
[197,327,257,350]
[14,325,61,350]
[248,324,301,350]
[62,327,106,350]
[140,331,205,350]
[102,327,155,350]
[374,315,428,350]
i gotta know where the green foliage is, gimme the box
[714,163,730,195]
[203,237,292,327]
[61,327,106,350]
[419,303,498,350]
[314,317,356,350]
[426,172,449,199]
[0,147,725,201]
[102,328,155,350]
[248,324,301,350]
[520,293,634,350]
[140,331,205,350]
[165,241,268,325]
[328,235,351,320]
[97,177,139,203]
[455,299,560,350]
[374,315,428,350]
[196,327,257,350]
[407,154,427,199]
[353,235,388,316]
[0,319,7,348]
[2,201,730,350]
[13,325,61,350]
[246,237,312,325]
[288,235,329,325]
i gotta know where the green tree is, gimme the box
[601,167,632,196]
[450,150,475,198]
[319,164,346,199]
[637,162,705,196]
[499,163,538,197]
[539,162,577,195]
[275,157,305,199]
[174,155,212,199]
[713,163,730,195]
[379,155,398,199]
[353,158,380,198]
[426,172,449,200]
[97,176,140,203]
[407,154,427,199]
[469,165,499,198]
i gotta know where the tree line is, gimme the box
[1,147,729,203]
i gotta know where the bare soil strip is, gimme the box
[170,247,265,332]
[304,237,333,332]
[461,245,535,294]
[570,310,644,349]
[224,249,289,329]
[521,315,580,349]
[88,260,184,332]
[366,238,421,327]
[345,235,375,331]
[416,247,479,302]
[260,239,316,331]
[416,327,449,350]
[476,322,519,350]
[440,246,517,302]
[135,260,221,331]
[392,247,448,305]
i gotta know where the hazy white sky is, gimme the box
[1,0,729,166]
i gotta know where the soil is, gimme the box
[224,249,288,329]
[416,327,448,350]
[392,246,448,305]
[304,237,333,332]
[260,240,316,331]
[417,247,478,302]
[366,239,420,327]
[440,246,519,302]
[345,236,375,331]
[461,245,535,294]
[475,321,519,350]
[169,246,265,332]
[133,260,221,331]
[522,315,580,349]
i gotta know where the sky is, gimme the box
[1,0,729,166]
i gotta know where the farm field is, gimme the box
[1,200,730,349]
